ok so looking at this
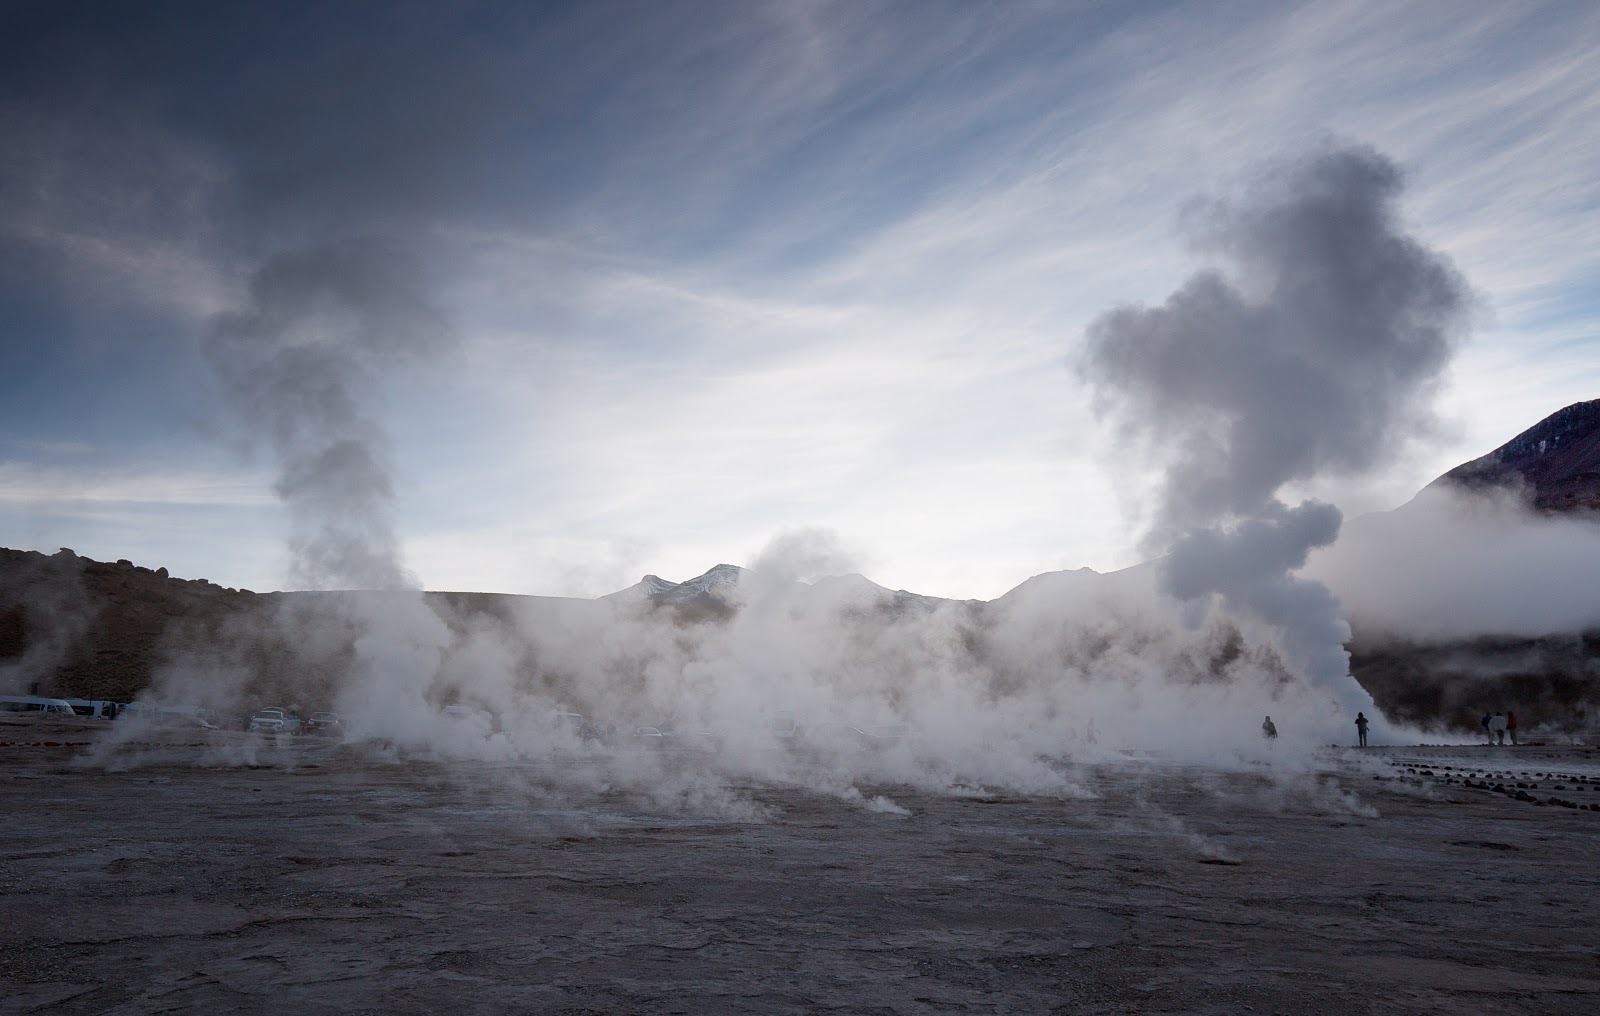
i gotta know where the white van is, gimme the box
[59,698,117,719]
[0,696,80,717]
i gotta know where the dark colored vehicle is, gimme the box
[304,711,345,737]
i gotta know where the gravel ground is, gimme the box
[3,736,1599,1015]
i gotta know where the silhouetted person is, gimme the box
[1506,711,1518,746]
[1355,712,1369,748]
[1481,712,1493,744]
[1262,715,1278,739]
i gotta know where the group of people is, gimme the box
[1481,710,1519,745]
[1258,711,1372,746]
[1256,709,1522,747]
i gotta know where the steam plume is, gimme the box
[207,240,445,590]
[1080,144,1471,734]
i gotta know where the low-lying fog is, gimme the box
[1308,485,1600,641]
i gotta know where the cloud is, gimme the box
[2,1,1597,599]
[0,461,274,507]
[1081,144,1471,542]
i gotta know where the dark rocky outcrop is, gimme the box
[1348,625,1600,733]
[1434,399,1600,512]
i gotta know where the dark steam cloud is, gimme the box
[207,240,447,589]
[0,4,563,588]
[1083,145,1471,544]
[1080,144,1472,731]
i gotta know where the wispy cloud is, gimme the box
[0,462,274,508]
[3,1,1597,596]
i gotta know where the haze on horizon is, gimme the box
[2,1,1598,600]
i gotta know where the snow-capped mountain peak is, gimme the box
[659,563,746,604]
[601,573,683,601]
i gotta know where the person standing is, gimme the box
[1262,715,1278,739]
[1481,712,1493,744]
[1490,711,1508,745]
[1506,711,1518,746]
[1355,712,1369,748]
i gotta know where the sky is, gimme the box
[1,0,1597,600]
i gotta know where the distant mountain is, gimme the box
[605,564,958,616]
[806,573,958,617]
[1433,399,1600,512]
[601,574,683,602]
[656,563,746,606]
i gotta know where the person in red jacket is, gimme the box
[1506,710,1518,746]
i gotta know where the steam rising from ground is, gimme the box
[111,145,1479,823]
[1079,144,1471,740]
[0,550,93,695]
[110,538,1386,820]
[207,240,445,591]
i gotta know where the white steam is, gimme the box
[1078,143,1473,742]
[107,148,1491,821]
[1308,484,1600,641]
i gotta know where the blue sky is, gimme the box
[2,0,1597,598]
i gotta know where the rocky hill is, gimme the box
[1433,398,1600,512]
[0,547,259,702]
[604,563,959,619]
[0,546,565,706]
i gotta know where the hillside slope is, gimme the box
[1434,398,1600,512]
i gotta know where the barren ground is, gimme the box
[3,734,1599,1015]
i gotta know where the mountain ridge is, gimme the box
[5,399,1600,728]
[600,398,1600,609]
[1432,398,1600,512]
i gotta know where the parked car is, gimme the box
[860,723,909,747]
[633,725,672,746]
[248,707,301,734]
[303,711,344,737]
